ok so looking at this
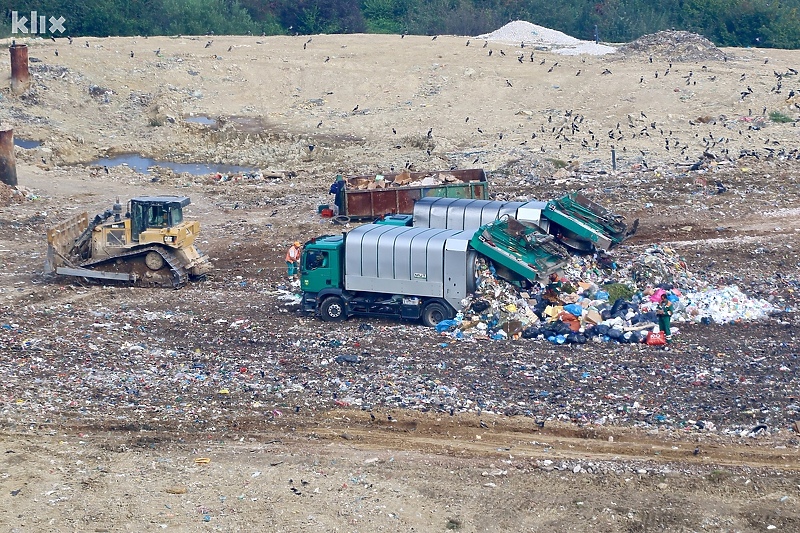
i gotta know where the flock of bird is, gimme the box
[42,32,800,167]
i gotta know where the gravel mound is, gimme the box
[618,30,727,62]
[475,20,616,56]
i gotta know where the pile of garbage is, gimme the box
[435,246,779,345]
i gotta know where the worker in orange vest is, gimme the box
[286,241,301,281]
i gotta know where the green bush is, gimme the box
[769,110,794,123]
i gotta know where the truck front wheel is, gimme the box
[422,302,451,327]
[320,296,345,321]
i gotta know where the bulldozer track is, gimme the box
[79,245,189,288]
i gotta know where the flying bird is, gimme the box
[602,68,612,75]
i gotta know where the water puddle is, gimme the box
[90,154,255,176]
[184,115,217,126]
[15,138,42,149]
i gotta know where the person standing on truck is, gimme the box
[656,292,674,341]
[286,241,302,281]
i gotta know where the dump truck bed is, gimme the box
[470,216,569,283]
[334,169,488,220]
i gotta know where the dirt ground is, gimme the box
[1,29,800,532]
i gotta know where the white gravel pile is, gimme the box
[476,20,616,56]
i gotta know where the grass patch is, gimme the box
[706,469,732,483]
[546,158,568,169]
[769,110,794,123]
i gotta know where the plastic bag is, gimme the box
[435,319,459,333]
[646,331,667,346]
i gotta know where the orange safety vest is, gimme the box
[286,245,300,262]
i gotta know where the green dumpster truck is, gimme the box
[412,192,638,252]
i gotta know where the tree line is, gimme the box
[4,0,800,49]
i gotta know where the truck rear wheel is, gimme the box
[320,296,345,321]
[422,302,451,327]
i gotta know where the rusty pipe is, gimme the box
[0,129,18,187]
[10,43,30,94]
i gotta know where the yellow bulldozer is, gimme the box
[45,196,212,288]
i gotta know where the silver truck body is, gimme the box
[413,197,550,232]
[344,224,478,310]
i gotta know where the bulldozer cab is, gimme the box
[129,196,189,242]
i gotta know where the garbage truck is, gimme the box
[410,192,638,251]
[299,217,568,326]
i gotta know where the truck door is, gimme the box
[301,249,335,293]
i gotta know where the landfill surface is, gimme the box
[1,27,800,532]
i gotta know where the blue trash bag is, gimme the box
[595,290,610,301]
[563,303,584,317]
[667,293,680,302]
[435,319,459,333]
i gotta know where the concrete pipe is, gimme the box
[0,129,18,187]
